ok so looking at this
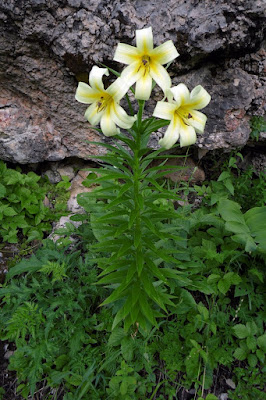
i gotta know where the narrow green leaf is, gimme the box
[140,270,167,312]
[97,271,126,285]
[100,279,131,306]
[112,296,133,330]
[138,293,157,326]
[145,257,168,284]
[136,250,144,276]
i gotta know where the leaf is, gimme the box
[100,279,131,306]
[246,321,258,336]
[257,334,266,352]
[3,207,17,216]
[210,322,217,335]
[7,255,43,279]
[249,268,264,282]
[97,271,126,285]
[247,354,258,368]
[145,257,168,284]
[140,271,167,312]
[26,229,43,242]
[190,339,201,349]
[108,328,126,346]
[205,395,218,400]
[245,206,266,235]
[130,303,140,325]
[231,234,257,252]
[256,349,265,363]
[225,221,250,235]
[233,347,248,361]
[232,324,249,339]
[247,336,257,351]
[218,199,246,225]
[134,228,142,248]
[218,171,231,181]
[121,336,134,361]
[207,274,221,285]
[138,292,157,326]
[136,250,144,276]
[197,304,209,320]
[0,183,6,198]
[218,278,231,295]
[245,206,266,252]
[224,179,234,195]
[112,295,133,330]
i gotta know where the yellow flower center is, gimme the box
[96,93,113,113]
[175,107,193,125]
[141,55,150,75]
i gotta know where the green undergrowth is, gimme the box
[0,161,70,245]
[0,156,265,399]
[249,116,266,141]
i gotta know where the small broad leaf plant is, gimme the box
[75,27,211,332]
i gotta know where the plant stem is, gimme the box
[133,101,145,276]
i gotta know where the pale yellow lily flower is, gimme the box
[153,84,211,149]
[75,66,136,136]
[113,27,179,100]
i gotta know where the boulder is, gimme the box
[0,0,265,163]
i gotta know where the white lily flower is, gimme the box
[114,27,179,100]
[153,84,211,149]
[75,66,136,136]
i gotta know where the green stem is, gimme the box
[125,93,134,116]
[133,101,145,276]
[137,100,145,131]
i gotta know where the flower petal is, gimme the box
[135,73,153,100]
[170,84,190,105]
[89,66,109,91]
[84,103,104,126]
[187,110,207,133]
[110,103,136,129]
[113,43,140,64]
[107,77,131,102]
[149,61,171,94]
[150,40,179,65]
[75,82,100,104]
[136,27,153,52]
[179,122,197,147]
[159,116,181,150]
[188,85,211,110]
[153,101,177,121]
[120,62,143,89]
[100,111,120,137]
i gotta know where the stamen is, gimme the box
[97,101,102,111]
[188,113,192,119]
[96,94,112,113]
[142,55,150,66]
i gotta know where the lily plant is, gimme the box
[75,27,211,332]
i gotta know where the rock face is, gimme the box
[0,0,265,163]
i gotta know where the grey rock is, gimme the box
[0,0,265,163]
[219,394,229,400]
[43,169,61,184]
[57,165,75,181]
[251,153,266,174]
[226,378,236,389]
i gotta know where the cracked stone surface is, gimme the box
[0,0,265,163]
